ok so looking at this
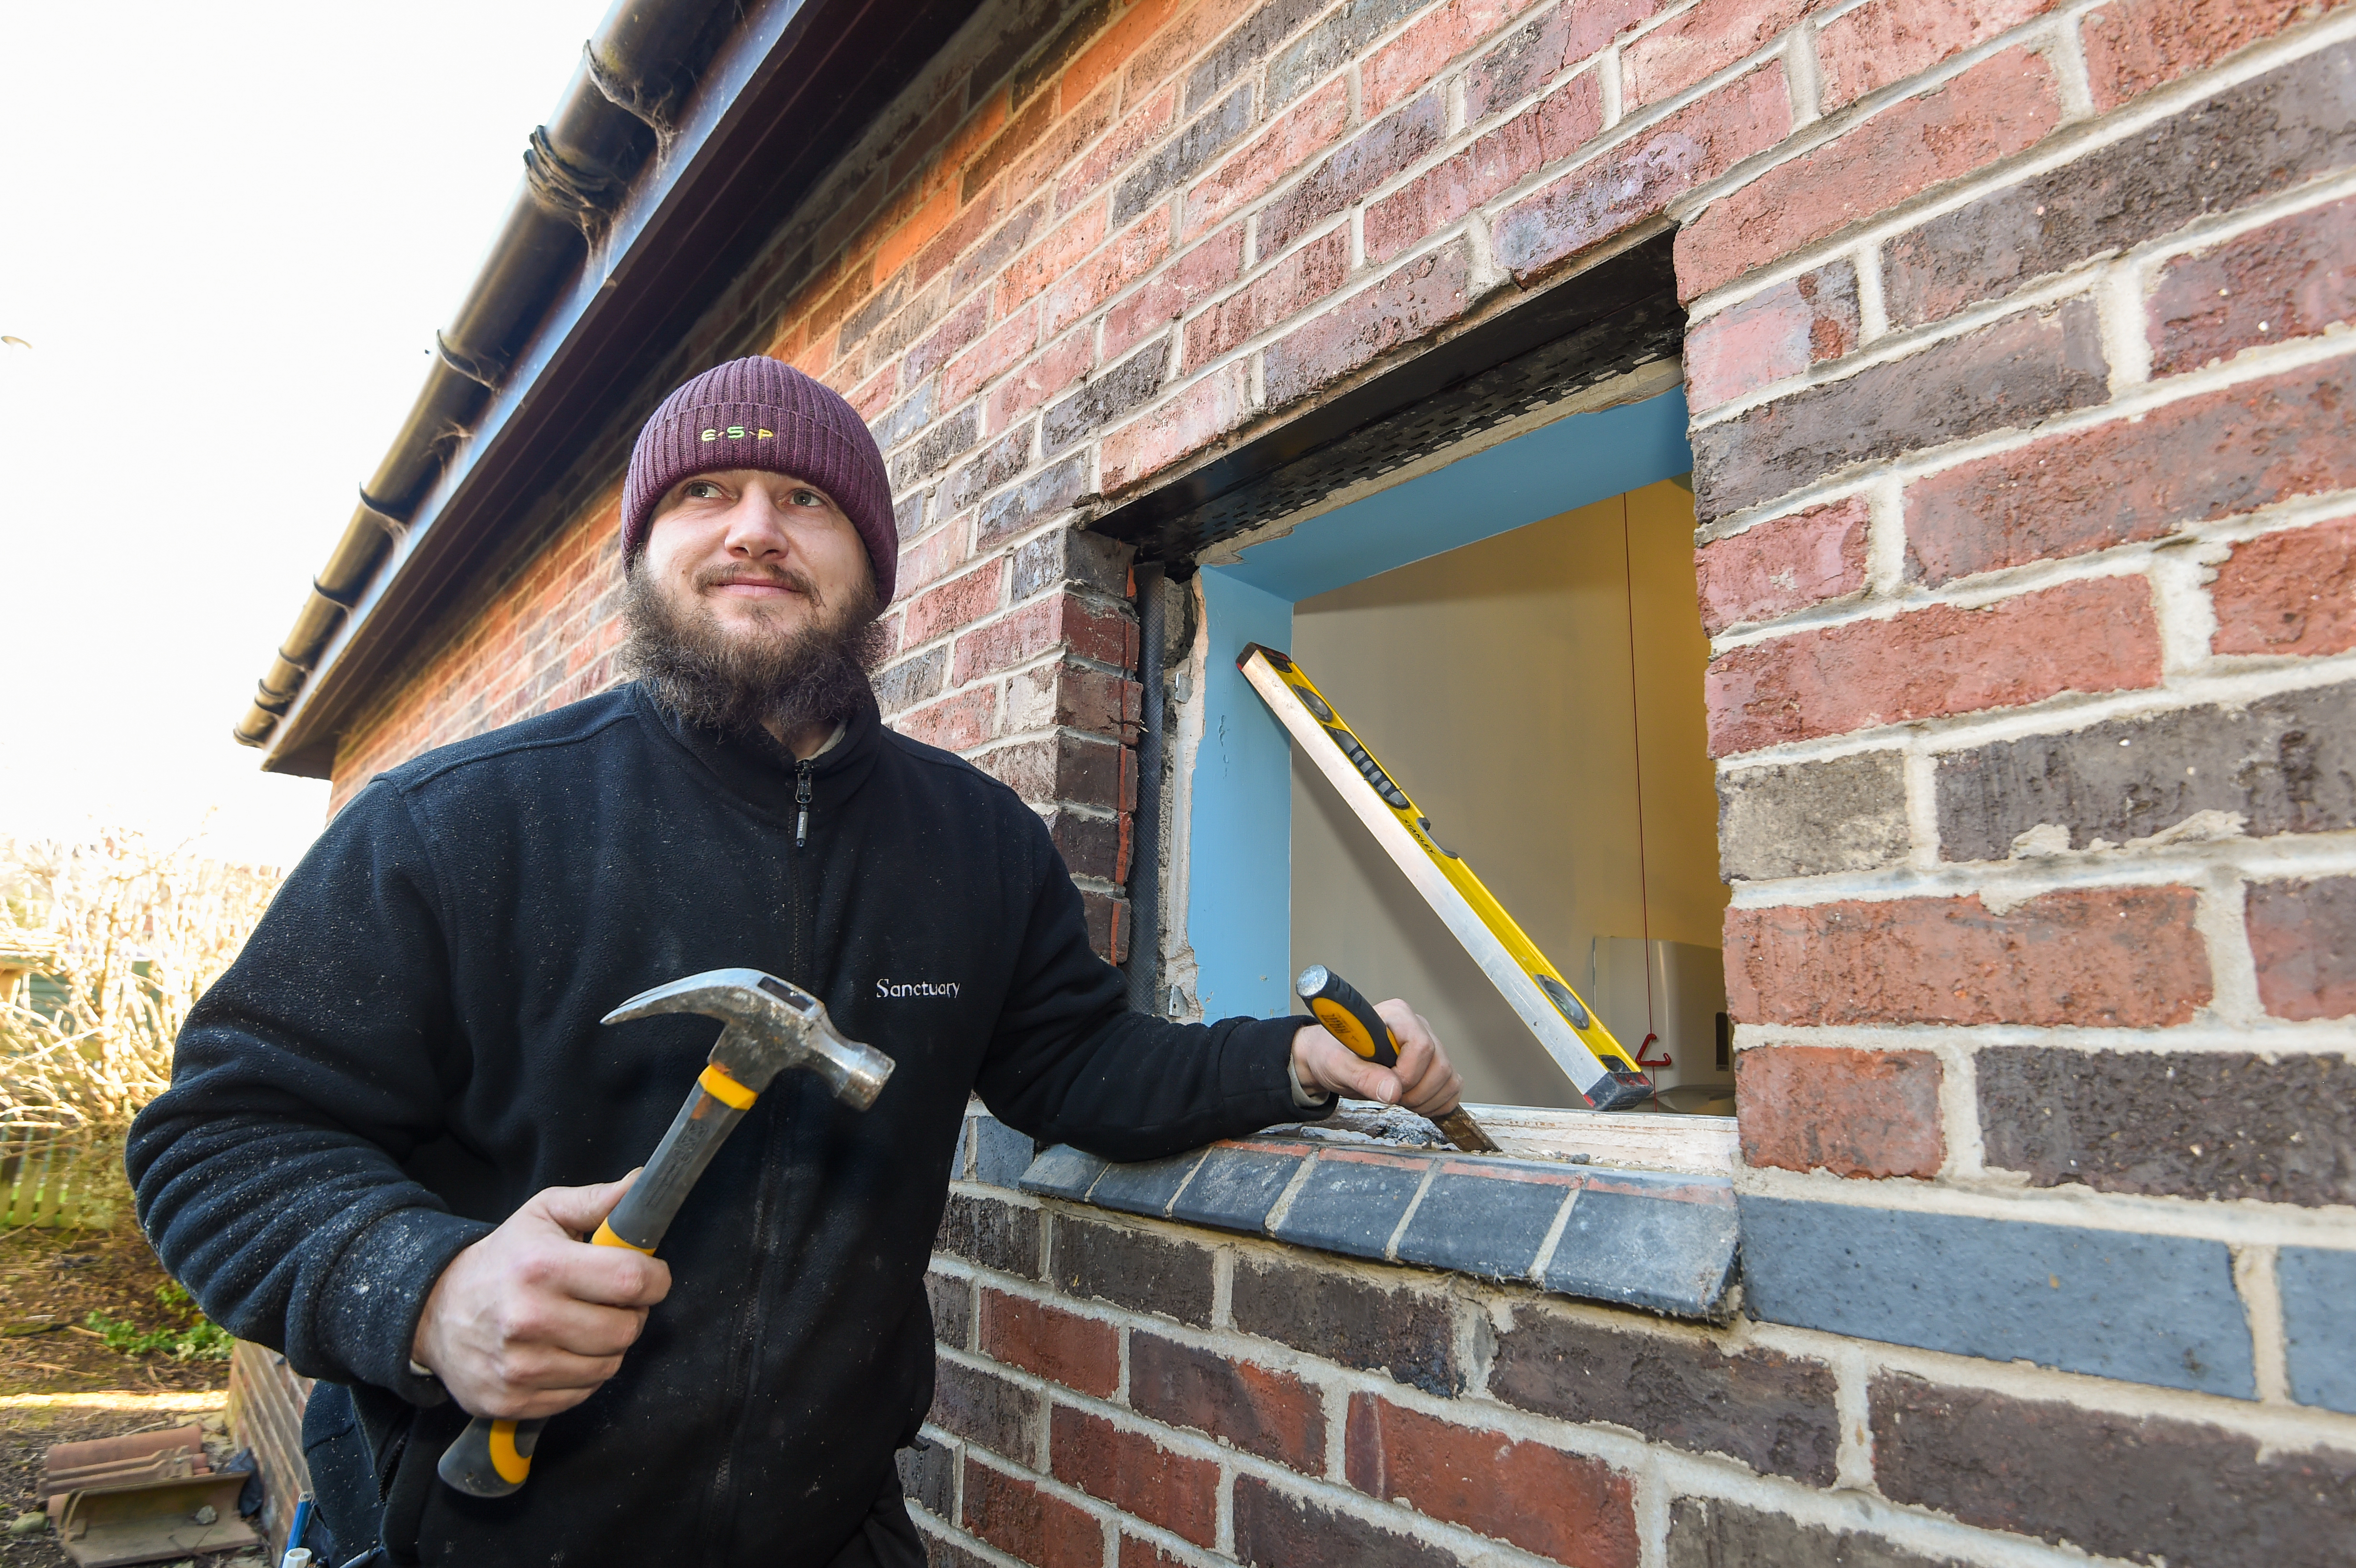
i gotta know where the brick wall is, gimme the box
[226,1338,314,1558]
[312,0,2356,1559]
[929,1110,2353,1568]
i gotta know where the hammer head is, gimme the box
[601,967,894,1109]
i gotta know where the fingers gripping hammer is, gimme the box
[437,968,894,1497]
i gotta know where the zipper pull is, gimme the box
[795,759,814,848]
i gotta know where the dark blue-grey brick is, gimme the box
[1936,682,2356,862]
[1112,87,1254,228]
[1740,1197,2256,1396]
[1018,1143,1106,1200]
[1543,1180,1738,1320]
[1269,0,1428,108]
[2280,1246,2356,1414]
[1393,1165,1573,1283]
[1168,1144,1309,1233]
[1186,0,1326,112]
[1271,1151,1429,1261]
[1042,338,1169,454]
[1084,1149,1208,1219]
[969,1113,1035,1189]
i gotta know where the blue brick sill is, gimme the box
[1011,1128,1738,1321]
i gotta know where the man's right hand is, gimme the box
[410,1175,672,1420]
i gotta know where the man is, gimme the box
[131,356,1467,1567]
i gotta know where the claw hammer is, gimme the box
[1295,964,1499,1153]
[436,967,894,1497]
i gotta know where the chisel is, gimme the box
[1295,964,1500,1153]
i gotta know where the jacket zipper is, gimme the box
[708,756,815,1555]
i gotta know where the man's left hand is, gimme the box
[1290,999,1463,1115]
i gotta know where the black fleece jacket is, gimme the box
[127,683,1316,1566]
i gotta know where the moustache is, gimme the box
[695,563,822,601]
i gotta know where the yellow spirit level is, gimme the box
[1240,642,1653,1112]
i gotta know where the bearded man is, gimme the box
[129,357,1468,1568]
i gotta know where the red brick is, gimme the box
[848,363,897,421]
[978,1289,1120,1397]
[1622,0,1818,109]
[965,86,1064,205]
[1106,224,1245,359]
[2149,194,2356,375]
[1123,0,1254,94]
[1008,83,1122,197]
[897,523,969,598]
[904,559,1006,646]
[1706,575,2161,753]
[1066,0,1185,106]
[1694,494,1869,634]
[1082,887,1131,963]
[1061,82,1179,211]
[1903,359,2356,585]
[1265,237,1475,407]
[904,291,993,386]
[1677,46,2062,300]
[1186,78,1351,233]
[1464,0,1662,122]
[1127,1331,1325,1471]
[2081,0,2327,112]
[1344,1395,1638,1568]
[900,685,999,751]
[1186,229,1350,367]
[953,593,1133,684]
[1366,74,1601,265]
[1736,1045,1945,1177]
[1816,0,2057,111]
[963,1456,1105,1568]
[1102,364,1253,492]
[911,185,1009,292]
[1000,197,1111,315]
[1495,61,1790,283]
[1681,258,1860,412]
[944,304,1041,405]
[1725,885,2213,1028]
[1364,0,1551,118]
[978,735,1135,809]
[1050,1406,1219,1546]
[1044,207,1176,338]
[988,327,1097,435]
[2247,876,2356,1020]
[879,186,962,282]
[1262,92,1450,256]
[1047,806,1132,881]
[1119,1533,1189,1568]
[2211,513,2356,658]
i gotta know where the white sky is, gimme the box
[0,1,612,868]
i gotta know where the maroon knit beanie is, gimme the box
[621,356,896,603]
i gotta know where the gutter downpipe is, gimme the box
[234,0,737,750]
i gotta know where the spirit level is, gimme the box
[1240,642,1653,1112]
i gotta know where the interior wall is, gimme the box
[1288,479,1725,1108]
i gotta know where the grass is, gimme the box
[82,1284,230,1363]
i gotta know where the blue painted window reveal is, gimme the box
[1183,387,1695,1022]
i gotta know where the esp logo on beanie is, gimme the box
[699,425,776,441]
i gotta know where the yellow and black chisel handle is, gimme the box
[436,1062,759,1497]
[1295,964,1500,1153]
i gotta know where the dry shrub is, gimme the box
[0,829,285,1144]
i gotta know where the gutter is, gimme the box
[234,0,739,754]
[239,0,988,776]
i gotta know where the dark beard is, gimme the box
[617,563,888,738]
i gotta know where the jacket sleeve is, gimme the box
[972,815,1330,1161]
[126,780,492,1405]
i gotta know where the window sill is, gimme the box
[1015,1101,1738,1320]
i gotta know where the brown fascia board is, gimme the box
[257,0,990,778]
